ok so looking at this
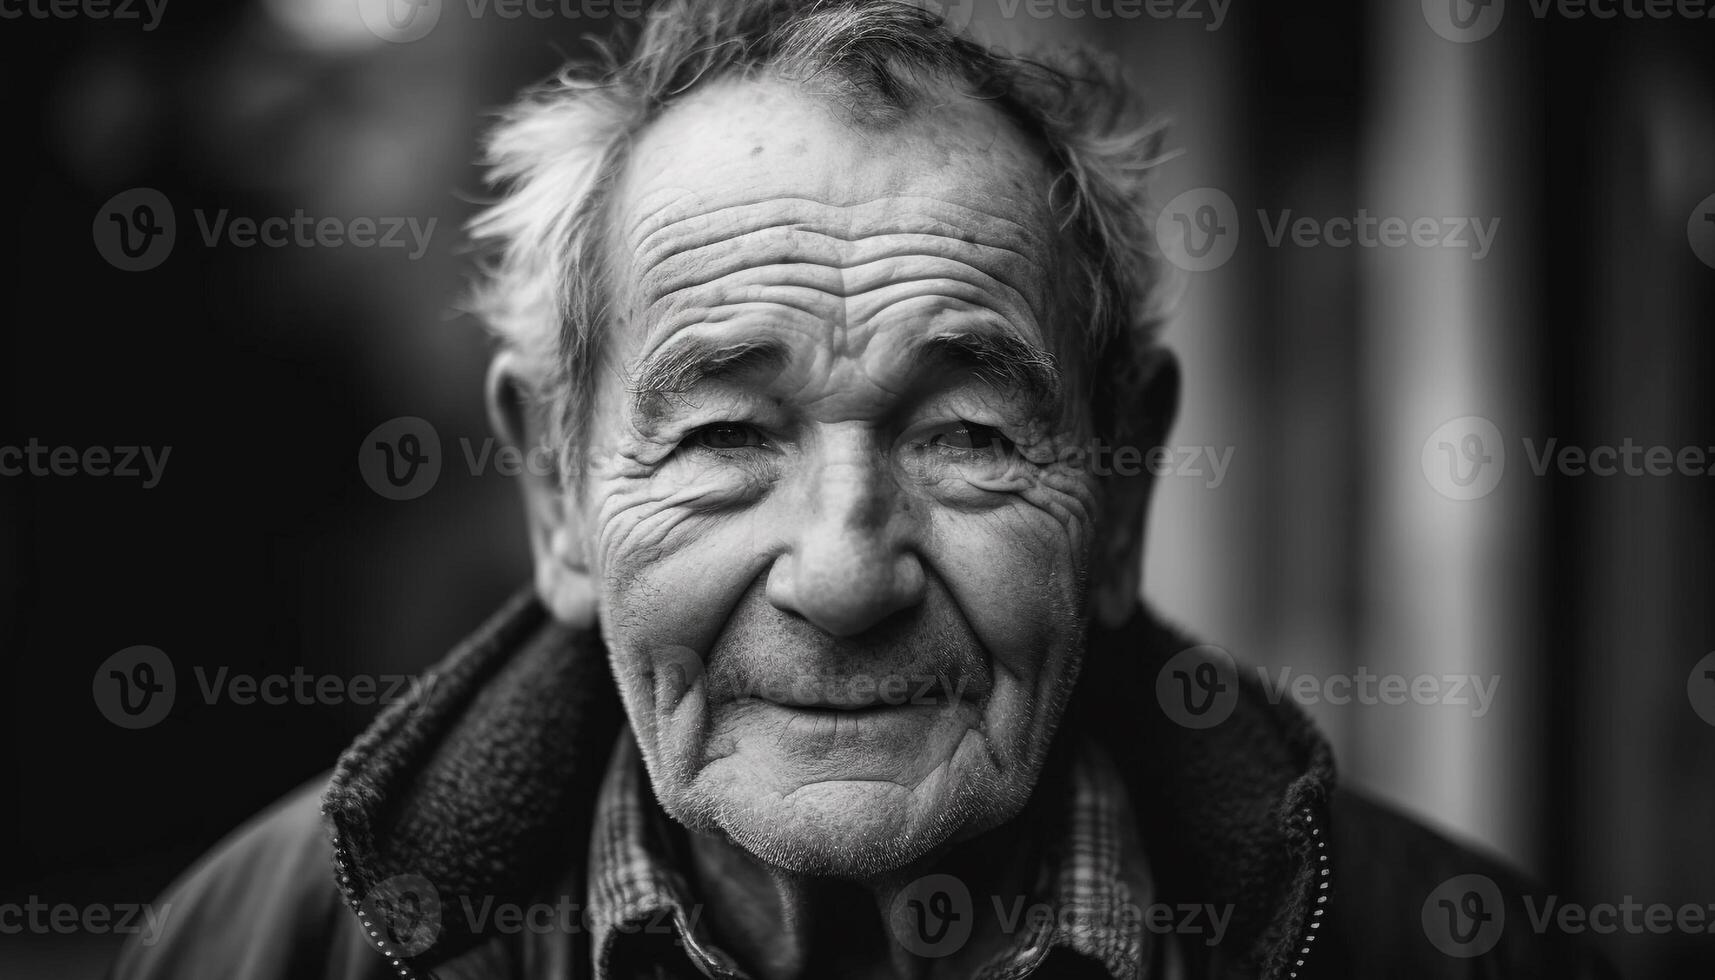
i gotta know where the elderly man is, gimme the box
[115,2,1609,979]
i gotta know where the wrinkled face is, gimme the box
[582,77,1105,877]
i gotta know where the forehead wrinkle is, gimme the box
[651,298,847,337]
[641,259,1041,334]
[628,206,1051,360]
[629,262,1051,397]
[630,196,1046,266]
[639,225,1041,285]
[643,266,849,318]
[640,229,1041,306]
[855,291,1046,349]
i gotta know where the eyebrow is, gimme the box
[628,336,791,424]
[910,331,1062,409]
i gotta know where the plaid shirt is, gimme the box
[583,731,1177,980]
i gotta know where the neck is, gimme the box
[684,796,1058,980]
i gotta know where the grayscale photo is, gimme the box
[3,1,1713,978]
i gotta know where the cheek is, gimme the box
[923,473,1099,679]
[587,466,777,654]
[589,475,780,778]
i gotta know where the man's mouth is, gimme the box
[747,672,967,712]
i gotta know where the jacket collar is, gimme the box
[322,589,1335,979]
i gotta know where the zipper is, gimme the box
[328,817,427,980]
[1284,804,1331,980]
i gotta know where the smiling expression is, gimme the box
[577,76,1108,876]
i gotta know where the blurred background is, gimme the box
[1,0,1711,977]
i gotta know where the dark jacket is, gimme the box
[111,591,1616,980]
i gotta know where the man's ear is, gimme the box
[486,351,598,629]
[1091,347,1181,629]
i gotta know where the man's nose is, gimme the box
[765,448,926,638]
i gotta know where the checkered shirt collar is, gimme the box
[585,731,1159,980]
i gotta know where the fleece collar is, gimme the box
[321,590,1336,979]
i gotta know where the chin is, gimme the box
[670,741,1034,879]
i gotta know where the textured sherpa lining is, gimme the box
[323,591,1335,978]
[322,590,622,969]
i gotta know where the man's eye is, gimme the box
[686,423,766,451]
[928,423,1015,455]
